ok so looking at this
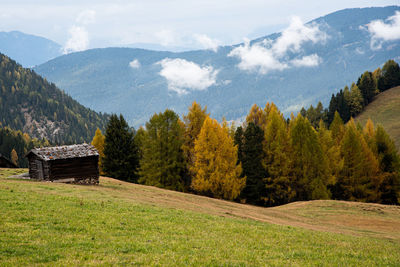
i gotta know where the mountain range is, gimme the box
[15,6,400,127]
[0,31,62,68]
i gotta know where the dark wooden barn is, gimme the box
[26,143,99,184]
[0,153,18,168]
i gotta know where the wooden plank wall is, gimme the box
[28,155,99,184]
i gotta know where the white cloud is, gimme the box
[129,59,141,68]
[63,10,96,54]
[63,26,89,54]
[193,33,221,52]
[291,54,321,67]
[272,17,327,56]
[157,58,218,95]
[228,39,288,74]
[367,11,400,50]
[229,17,325,74]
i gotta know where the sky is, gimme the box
[0,0,398,52]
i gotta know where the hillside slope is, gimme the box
[35,6,400,126]
[0,53,109,144]
[0,31,61,67]
[355,86,400,150]
[1,169,399,265]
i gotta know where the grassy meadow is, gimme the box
[0,168,400,266]
[355,86,400,150]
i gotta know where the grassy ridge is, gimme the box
[355,86,400,151]
[1,169,400,266]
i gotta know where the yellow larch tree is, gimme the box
[91,128,105,175]
[182,101,209,189]
[245,104,267,128]
[11,149,18,166]
[191,117,245,200]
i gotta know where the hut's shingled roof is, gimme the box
[28,143,99,161]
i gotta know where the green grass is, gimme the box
[0,171,399,266]
[355,86,400,151]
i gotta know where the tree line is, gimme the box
[300,59,400,127]
[93,101,400,206]
[0,126,49,167]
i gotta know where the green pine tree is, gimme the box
[240,122,266,204]
[138,110,186,191]
[103,114,139,182]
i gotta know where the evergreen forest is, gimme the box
[0,53,109,144]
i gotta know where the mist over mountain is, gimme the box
[34,6,400,127]
[0,31,62,67]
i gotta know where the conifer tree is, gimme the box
[369,125,400,204]
[91,128,105,175]
[10,148,18,166]
[329,112,345,146]
[375,125,400,173]
[336,90,350,122]
[327,94,338,125]
[363,119,376,152]
[139,110,186,191]
[318,120,343,194]
[182,102,208,189]
[246,104,267,128]
[348,83,364,117]
[358,71,376,105]
[191,117,245,200]
[263,106,294,206]
[103,114,139,182]
[240,122,266,204]
[134,127,146,161]
[289,115,330,200]
[336,120,379,201]
[234,126,244,165]
[264,102,280,121]
[372,67,382,92]
[378,60,400,91]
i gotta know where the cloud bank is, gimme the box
[229,39,288,73]
[229,17,326,74]
[367,11,400,49]
[63,10,95,54]
[158,58,218,95]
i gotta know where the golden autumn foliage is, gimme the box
[246,104,267,128]
[11,149,18,166]
[338,119,380,201]
[182,102,208,168]
[191,117,245,200]
[263,104,295,205]
[91,128,105,175]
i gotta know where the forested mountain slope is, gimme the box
[35,6,400,127]
[0,53,109,144]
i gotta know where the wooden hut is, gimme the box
[26,143,99,184]
[0,153,18,168]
